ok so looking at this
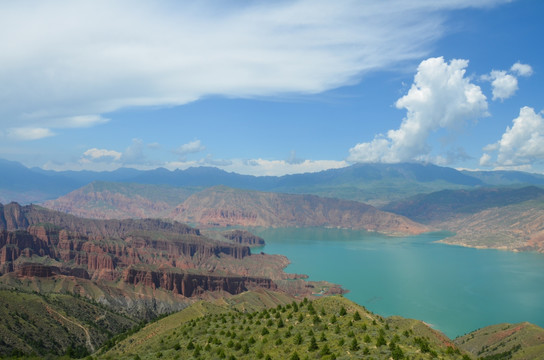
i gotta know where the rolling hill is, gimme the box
[43,181,199,220]
[170,186,429,235]
[98,294,544,360]
[383,186,544,252]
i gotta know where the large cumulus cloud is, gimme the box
[348,57,488,163]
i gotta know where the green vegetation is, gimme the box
[101,295,471,360]
[455,322,544,360]
[0,289,137,357]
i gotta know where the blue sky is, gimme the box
[1,0,543,175]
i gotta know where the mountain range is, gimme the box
[3,158,544,205]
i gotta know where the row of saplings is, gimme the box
[143,298,468,360]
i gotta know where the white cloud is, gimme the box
[479,153,492,166]
[482,62,533,101]
[121,138,145,164]
[348,57,488,163]
[165,158,349,176]
[175,140,205,158]
[481,106,544,168]
[49,115,109,128]
[82,148,122,161]
[6,127,55,140]
[488,70,518,101]
[0,0,509,137]
[511,62,533,77]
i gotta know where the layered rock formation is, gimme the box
[221,229,265,247]
[123,268,276,297]
[0,202,337,310]
[0,203,269,294]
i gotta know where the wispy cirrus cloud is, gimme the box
[0,0,510,139]
[6,127,55,141]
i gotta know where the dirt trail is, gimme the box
[45,305,95,353]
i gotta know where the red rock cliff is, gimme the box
[123,268,276,297]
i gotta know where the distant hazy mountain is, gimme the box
[3,158,544,205]
[0,159,82,204]
[382,186,544,223]
[461,169,544,185]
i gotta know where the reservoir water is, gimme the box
[252,227,544,339]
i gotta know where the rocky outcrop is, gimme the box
[0,202,200,238]
[221,229,265,247]
[1,224,251,279]
[15,263,91,279]
[0,203,279,301]
[123,268,276,297]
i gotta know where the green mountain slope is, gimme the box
[455,322,544,360]
[382,186,544,224]
[0,289,137,357]
[100,295,471,360]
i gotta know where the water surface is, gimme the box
[253,227,544,338]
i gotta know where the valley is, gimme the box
[1,160,544,358]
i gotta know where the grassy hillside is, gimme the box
[0,289,137,357]
[455,322,544,360]
[100,295,471,360]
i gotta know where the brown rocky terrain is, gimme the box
[42,181,197,220]
[170,186,429,235]
[437,200,544,252]
[0,202,342,318]
[383,186,544,252]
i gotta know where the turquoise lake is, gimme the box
[252,227,544,339]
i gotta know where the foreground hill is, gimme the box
[455,322,544,359]
[169,186,429,236]
[0,289,137,357]
[99,294,544,360]
[101,295,470,360]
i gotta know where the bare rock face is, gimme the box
[15,263,90,279]
[123,268,276,297]
[221,229,265,247]
[0,202,283,305]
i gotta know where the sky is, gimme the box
[1,0,543,176]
